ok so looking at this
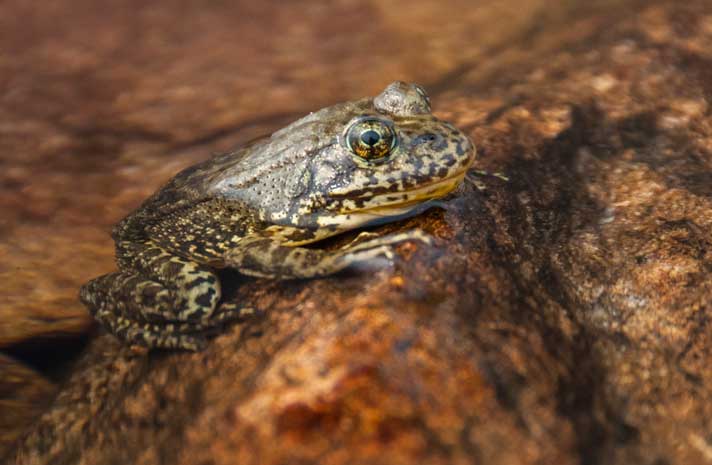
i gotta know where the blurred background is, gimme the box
[5,0,710,462]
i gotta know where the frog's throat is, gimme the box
[316,172,465,230]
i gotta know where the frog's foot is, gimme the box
[470,169,509,181]
[81,268,216,323]
[190,302,258,334]
[338,231,381,250]
[466,169,509,192]
[80,269,253,351]
[95,303,255,351]
[225,229,431,279]
[116,245,225,322]
[338,229,432,253]
[334,230,433,272]
[465,175,487,191]
[100,311,209,351]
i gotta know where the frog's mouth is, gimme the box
[355,171,465,216]
[316,170,466,230]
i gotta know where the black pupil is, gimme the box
[360,130,381,146]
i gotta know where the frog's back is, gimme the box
[112,141,261,243]
[112,101,359,244]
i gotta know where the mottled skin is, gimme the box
[80,82,476,350]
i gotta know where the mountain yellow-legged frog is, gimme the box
[80,81,476,350]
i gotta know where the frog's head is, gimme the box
[298,81,475,232]
[212,81,475,236]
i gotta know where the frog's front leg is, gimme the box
[80,242,251,350]
[225,230,431,279]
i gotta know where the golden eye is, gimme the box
[344,117,397,161]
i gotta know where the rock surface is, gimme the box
[3,0,712,464]
[0,355,55,460]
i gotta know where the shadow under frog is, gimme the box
[80,81,476,350]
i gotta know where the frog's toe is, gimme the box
[213,303,258,323]
[145,333,208,351]
[337,244,395,272]
[343,252,394,272]
[339,229,433,254]
[178,303,259,336]
[174,334,208,352]
[117,319,208,351]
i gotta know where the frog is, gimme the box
[79,81,476,351]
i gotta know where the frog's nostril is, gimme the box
[413,133,440,145]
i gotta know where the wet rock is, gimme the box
[0,355,54,459]
[4,0,712,464]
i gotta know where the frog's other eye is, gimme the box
[344,117,397,162]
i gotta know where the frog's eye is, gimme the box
[344,117,397,162]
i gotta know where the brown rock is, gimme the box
[4,0,712,464]
[0,355,54,459]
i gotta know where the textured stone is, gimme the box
[0,355,54,458]
[3,0,712,464]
